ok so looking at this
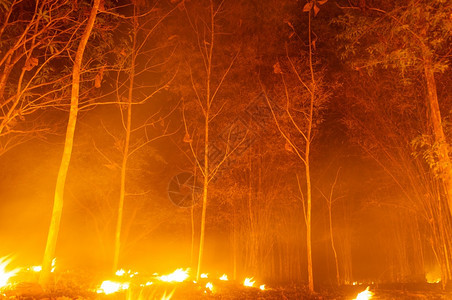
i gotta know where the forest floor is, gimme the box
[1,271,452,299]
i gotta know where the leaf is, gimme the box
[314,4,320,16]
[273,62,283,74]
[303,2,313,12]
[23,57,38,71]
[94,67,105,88]
[285,141,293,152]
[318,0,328,5]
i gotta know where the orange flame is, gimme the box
[243,277,255,287]
[157,268,190,283]
[353,286,373,300]
[0,256,19,288]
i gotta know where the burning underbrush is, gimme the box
[1,256,452,299]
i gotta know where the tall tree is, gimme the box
[112,2,176,272]
[40,0,101,286]
[176,0,240,280]
[261,0,329,289]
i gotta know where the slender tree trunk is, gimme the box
[305,9,315,293]
[328,201,340,285]
[422,47,452,218]
[113,12,137,273]
[196,113,209,280]
[195,0,215,282]
[40,0,100,286]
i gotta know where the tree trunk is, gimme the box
[39,0,100,286]
[305,9,315,293]
[196,115,209,280]
[422,47,452,218]
[113,11,137,273]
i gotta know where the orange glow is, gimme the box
[353,286,373,300]
[157,268,190,282]
[219,274,228,281]
[0,256,19,288]
[243,277,255,287]
[426,270,441,283]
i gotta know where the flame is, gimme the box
[115,269,126,276]
[205,282,213,292]
[157,268,190,283]
[160,289,175,300]
[97,280,129,294]
[426,271,441,283]
[259,284,265,290]
[0,256,19,288]
[353,286,373,300]
[200,273,208,278]
[31,266,42,272]
[219,274,228,281]
[243,277,255,287]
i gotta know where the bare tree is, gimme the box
[261,1,329,291]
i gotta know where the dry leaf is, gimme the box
[94,67,105,88]
[23,57,38,71]
[273,62,283,74]
[285,141,293,152]
[183,132,192,143]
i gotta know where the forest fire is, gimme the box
[1,0,452,299]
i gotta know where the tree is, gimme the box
[335,0,452,216]
[40,0,101,286]
[334,0,452,284]
[174,0,241,280]
[111,2,176,272]
[0,0,79,156]
[261,0,329,289]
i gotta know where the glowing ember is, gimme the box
[243,277,255,287]
[0,256,19,288]
[259,284,265,290]
[206,282,213,292]
[219,274,228,281]
[353,286,374,300]
[157,268,190,283]
[97,280,129,295]
[115,269,126,276]
[200,273,208,278]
